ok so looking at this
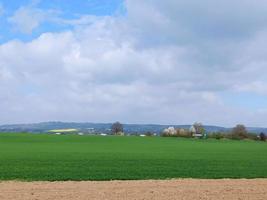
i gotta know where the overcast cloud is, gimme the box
[0,0,267,126]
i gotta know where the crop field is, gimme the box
[0,134,266,181]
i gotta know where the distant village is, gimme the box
[47,122,266,142]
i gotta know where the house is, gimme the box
[190,125,202,138]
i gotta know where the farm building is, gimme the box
[190,125,203,138]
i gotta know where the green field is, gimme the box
[0,134,266,181]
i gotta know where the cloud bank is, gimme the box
[1,0,267,126]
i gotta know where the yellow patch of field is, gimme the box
[49,129,78,133]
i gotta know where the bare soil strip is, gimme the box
[0,179,267,200]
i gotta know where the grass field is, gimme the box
[0,134,266,181]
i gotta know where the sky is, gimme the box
[0,0,267,127]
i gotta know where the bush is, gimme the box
[208,132,227,140]
[145,132,153,137]
[162,133,179,137]
[176,129,192,138]
[214,133,224,140]
[228,133,242,140]
[247,133,258,141]
[161,132,171,137]
[260,133,266,142]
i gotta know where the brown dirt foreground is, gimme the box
[0,179,267,200]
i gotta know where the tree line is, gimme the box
[111,121,266,142]
[162,123,266,141]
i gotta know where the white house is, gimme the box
[190,125,202,138]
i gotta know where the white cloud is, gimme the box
[1,0,267,126]
[8,2,60,34]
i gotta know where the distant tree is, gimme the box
[111,122,123,135]
[176,128,190,138]
[163,127,176,136]
[259,132,266,142]
[232,124,248,139]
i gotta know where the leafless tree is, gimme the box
[232,124,248,139]
[111,122,123,135]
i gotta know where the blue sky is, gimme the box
[0,0,124,43]
[0,0,267,126]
